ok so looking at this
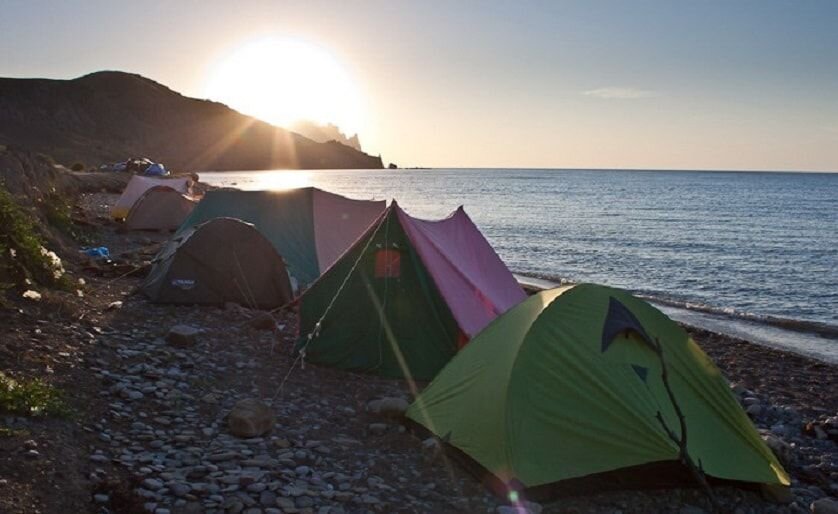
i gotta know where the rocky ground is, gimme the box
[0,190,836,514]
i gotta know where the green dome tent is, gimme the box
[407,284,789,493]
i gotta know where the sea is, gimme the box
[201,168,838,363]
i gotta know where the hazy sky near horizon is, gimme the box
[2,0,838,171]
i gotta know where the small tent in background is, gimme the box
[124,186,197,231]
[141,218,293,308]
[177,188,386,287]
[295,202,526,380]
[406,284,789,494]
[144,162,169,176]
[112,175,190,219]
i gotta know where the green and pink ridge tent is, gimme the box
[296,202,526,380]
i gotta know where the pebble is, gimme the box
[368,423,388,435]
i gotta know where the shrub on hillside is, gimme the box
[0,186,68,292]
[70,162,85,171]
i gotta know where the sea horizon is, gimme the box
[200,166,838,175]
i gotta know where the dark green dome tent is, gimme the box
[142,217,293,308]
[176,188,385,287]
[407,284,789,493]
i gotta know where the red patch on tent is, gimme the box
[374,249,401,278]
[456,329,470,349]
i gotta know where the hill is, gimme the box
[0,71,383,171]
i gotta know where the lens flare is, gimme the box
[205,36,364,135]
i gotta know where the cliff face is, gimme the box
[289,121,363,152]
[0,71,383,171]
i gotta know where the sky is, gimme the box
[2,0,838,171]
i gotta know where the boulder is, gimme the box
[228,399,274,438]
[165,325,201,348]
[366,397,409,418]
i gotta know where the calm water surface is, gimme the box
[202,168,838,358]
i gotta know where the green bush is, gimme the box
[0,372,70,417]
[41,192,71,233]
[0,186,68,291]
[70,162,85,171]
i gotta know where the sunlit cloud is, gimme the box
[583,87,657,99]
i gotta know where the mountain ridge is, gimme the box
[0,71,383,171]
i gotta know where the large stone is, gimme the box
[166,325,201,348]
[228,399,274,438]
[366,397,409,418]
[812,499,838,514]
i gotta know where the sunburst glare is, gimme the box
[204,36,364,135]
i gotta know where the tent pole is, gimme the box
[652,337,720,512]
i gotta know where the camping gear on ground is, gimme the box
[406,283,789,494]
[124,185,197,231]
[81,247,110,259]
[144,162,168,176]
[112,175,191,219]
[295,202,526,380]
[176,188,386,287]
[141,217,293,308]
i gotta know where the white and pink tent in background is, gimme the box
[112,175,191,219]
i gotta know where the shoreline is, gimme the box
[515,273,838,365]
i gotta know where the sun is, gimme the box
[204,37,363,135]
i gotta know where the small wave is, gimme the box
[515,272,838,340]
[641,295,838,339]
